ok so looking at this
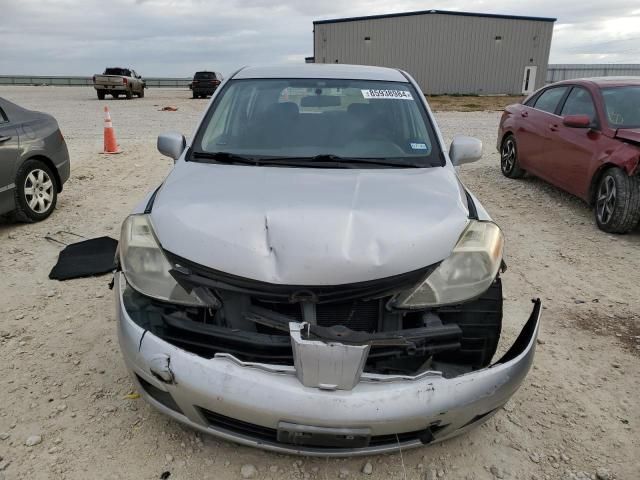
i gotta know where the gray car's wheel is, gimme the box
[138,88,144,98]
[97,91,105,100]
[125,89,133,99]
[500,134,525,179]
[594,167,640,233]
[13,159,58,223]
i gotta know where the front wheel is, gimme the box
[13,159,58,222]
[594,167,640,233]
[97,90,105,100]
[500,134,525,179]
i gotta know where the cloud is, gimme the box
[0,0,638,76]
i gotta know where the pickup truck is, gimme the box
[93,68,145,100]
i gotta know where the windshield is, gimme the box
[193,78,442,167]
[195,72,216,80]
[601,86,640,129]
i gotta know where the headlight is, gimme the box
[119,214,204,306]
[393,221,504,308]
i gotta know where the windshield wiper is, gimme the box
[191,151,425,168]
[191,151,260,165]
[307,154,420,168]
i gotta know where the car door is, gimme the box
[520,86,570,181]
[0,103,20,214]
[548,86,603,199]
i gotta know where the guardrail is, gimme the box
[546,64,640,83]
[0,75,192,88]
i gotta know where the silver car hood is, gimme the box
[150,162,470,285]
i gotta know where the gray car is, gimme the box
[0,97,70,222]
[116,64,540,456]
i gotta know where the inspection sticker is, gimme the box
[410,142,428,150]
[361,89,414,100]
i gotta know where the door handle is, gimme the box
[0,135,12,143]
[548,124,559,132]
[521,111,528,118]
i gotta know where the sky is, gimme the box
[1,0,639,77]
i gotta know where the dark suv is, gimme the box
[190,71,224,98]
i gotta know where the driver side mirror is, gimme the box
[563,115,591,128]
[157,132,186,162]
[449,136,483,166]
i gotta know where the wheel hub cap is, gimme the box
[24,169,54,213]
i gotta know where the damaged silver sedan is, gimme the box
[115,64,541,456]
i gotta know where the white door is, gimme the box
[521,66,537,94]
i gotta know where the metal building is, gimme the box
[312,10,556,95]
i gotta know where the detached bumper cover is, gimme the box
[115,273,541,456]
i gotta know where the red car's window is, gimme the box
[561,88,597,123]
[534,87,568,114]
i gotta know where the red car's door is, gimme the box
[517,86,570,179]
[549,87,603,199]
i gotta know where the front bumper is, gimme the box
[115,273,541,456]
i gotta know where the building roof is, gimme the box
[313,9,556,25]
[233,64,408,82]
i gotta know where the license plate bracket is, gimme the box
[277,421,371,448]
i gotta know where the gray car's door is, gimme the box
[0,102,20,214]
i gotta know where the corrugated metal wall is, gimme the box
[314,13,554,95]
[546,64,640,83]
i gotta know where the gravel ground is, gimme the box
[0,86,638,480]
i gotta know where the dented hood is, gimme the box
[150,162,470,285]
[615,128,640,145]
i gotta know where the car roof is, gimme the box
[552,76,640,88]
[233,64,408,82]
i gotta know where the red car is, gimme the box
[497,77,640,233]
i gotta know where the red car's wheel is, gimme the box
[500,135,525,179]
[595,167,640,233]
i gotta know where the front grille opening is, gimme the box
[252,298,382,332]
[136,374,183,414]
[198,407,436,449]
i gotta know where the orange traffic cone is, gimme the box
[103,106,121,154]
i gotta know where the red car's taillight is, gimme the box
[123,77,128,85]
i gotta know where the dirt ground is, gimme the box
[426,95,524,112]
[0,87,638,480]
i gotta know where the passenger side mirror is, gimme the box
[157,132,186,161]
[563,115,591,128]
[449,136,483,166]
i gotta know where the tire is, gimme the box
[125,89,132,100]
[138,88,144,98]
[13,159,58,223]
[500,134,526,179]
[192,92,198,99]
[97,90,105,100]
[594,167,640,233]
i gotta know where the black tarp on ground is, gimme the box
[49,236,118,280]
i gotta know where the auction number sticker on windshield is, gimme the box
[361,89,414,100]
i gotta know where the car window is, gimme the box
[561,87,597,122]
[195,72,216,80]
[194,78,442,167]
[601,86,640,129]
[0,106,7,123]
[105,68,127,76]
[534,87,568,114]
